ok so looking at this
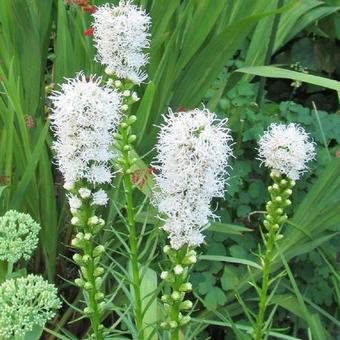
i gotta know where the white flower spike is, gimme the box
[152,108,233,249]
[258,123,315,180]
[50,72,121,188]
[92,0,151,84]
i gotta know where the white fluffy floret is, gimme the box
[258,123,315,180]
[0,275,61,339]
[152,108,233,249]
[0,210,40,263]
[92,189,109,206]
[50,72,121,187]
[92,1,151,84]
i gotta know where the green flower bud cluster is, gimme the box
[0,274,61,339]
[0,210,40,264]
[113,81,139,177]
[68,183,108,338]
[160,245,196,331]
[263,172,295,239]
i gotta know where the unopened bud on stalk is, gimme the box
[171,291,181,301]
[93,245,105,257]
[173,265,183,275]
[179,282,192,292]
[71,217,79,225]
[160,271,169,280]
[180,300,193,310]
[94,267,104,277]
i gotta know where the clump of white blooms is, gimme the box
[152,108,233,249]
[258,123,315,180]
[92,0,151,84]
[50,72,121,188]
[0,275,61,339]
[0,210,40,263]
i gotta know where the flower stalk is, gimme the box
[114,82,144,339]
[254,171,295,339]
[71,188,106,340]
[160,245,196,339]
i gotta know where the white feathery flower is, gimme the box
[50,72,121,187]
[152,108,233,249]
[78,188,91,199]
[92,1,151,84]
[68,195,82,210]
[92,189,109,206]
[258,123,315,180]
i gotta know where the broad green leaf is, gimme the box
[233,66,340,92]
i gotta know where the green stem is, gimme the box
[253,172,294,339]
[161,246,195,337]
[71,194,105,339]
[170,328,179,340]
[255,228,276,340]
[85,243,103,340]
[121,124,144,340]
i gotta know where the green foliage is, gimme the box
[0,0,339,338]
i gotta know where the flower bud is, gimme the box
[127,115,137,125]
[179,282,192,292]
[169,321,178,329]
[163,245,171,254]
[284,199,291,206]
[88,216,99,225]
[84,306,93,315]
[105,66,114,75]
[285,189,292,196]
[98,301,106,312]
[114,80,122,87]
[180,315,191,325]
[93,245,105,257]
[160,271,169,280]
[81,266,88,279]
[73,253,83,264]
[183,255,197,265]
[78,188,91,199]
[275,196,282,203]
[95,277,103,289]
[160,321,169,329]
[173,265,183,275]
[95,292,104,301]
[63,181,74,191]
[272,224,280,230]
[71,216,79,225]
[171,291,181,301]
[131,92,140,102]
[74,278,85,287]
[128,134,137,143]
[122,90,131,97]
[161,294,170,303]
[94,267,104,277]
[276,208,283,215]
[76,232,84,240]
[180,300,193,310]
[82,255,91,263]
[122,104,129,111]
[84,233,92,240]
[84,282,93,290]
